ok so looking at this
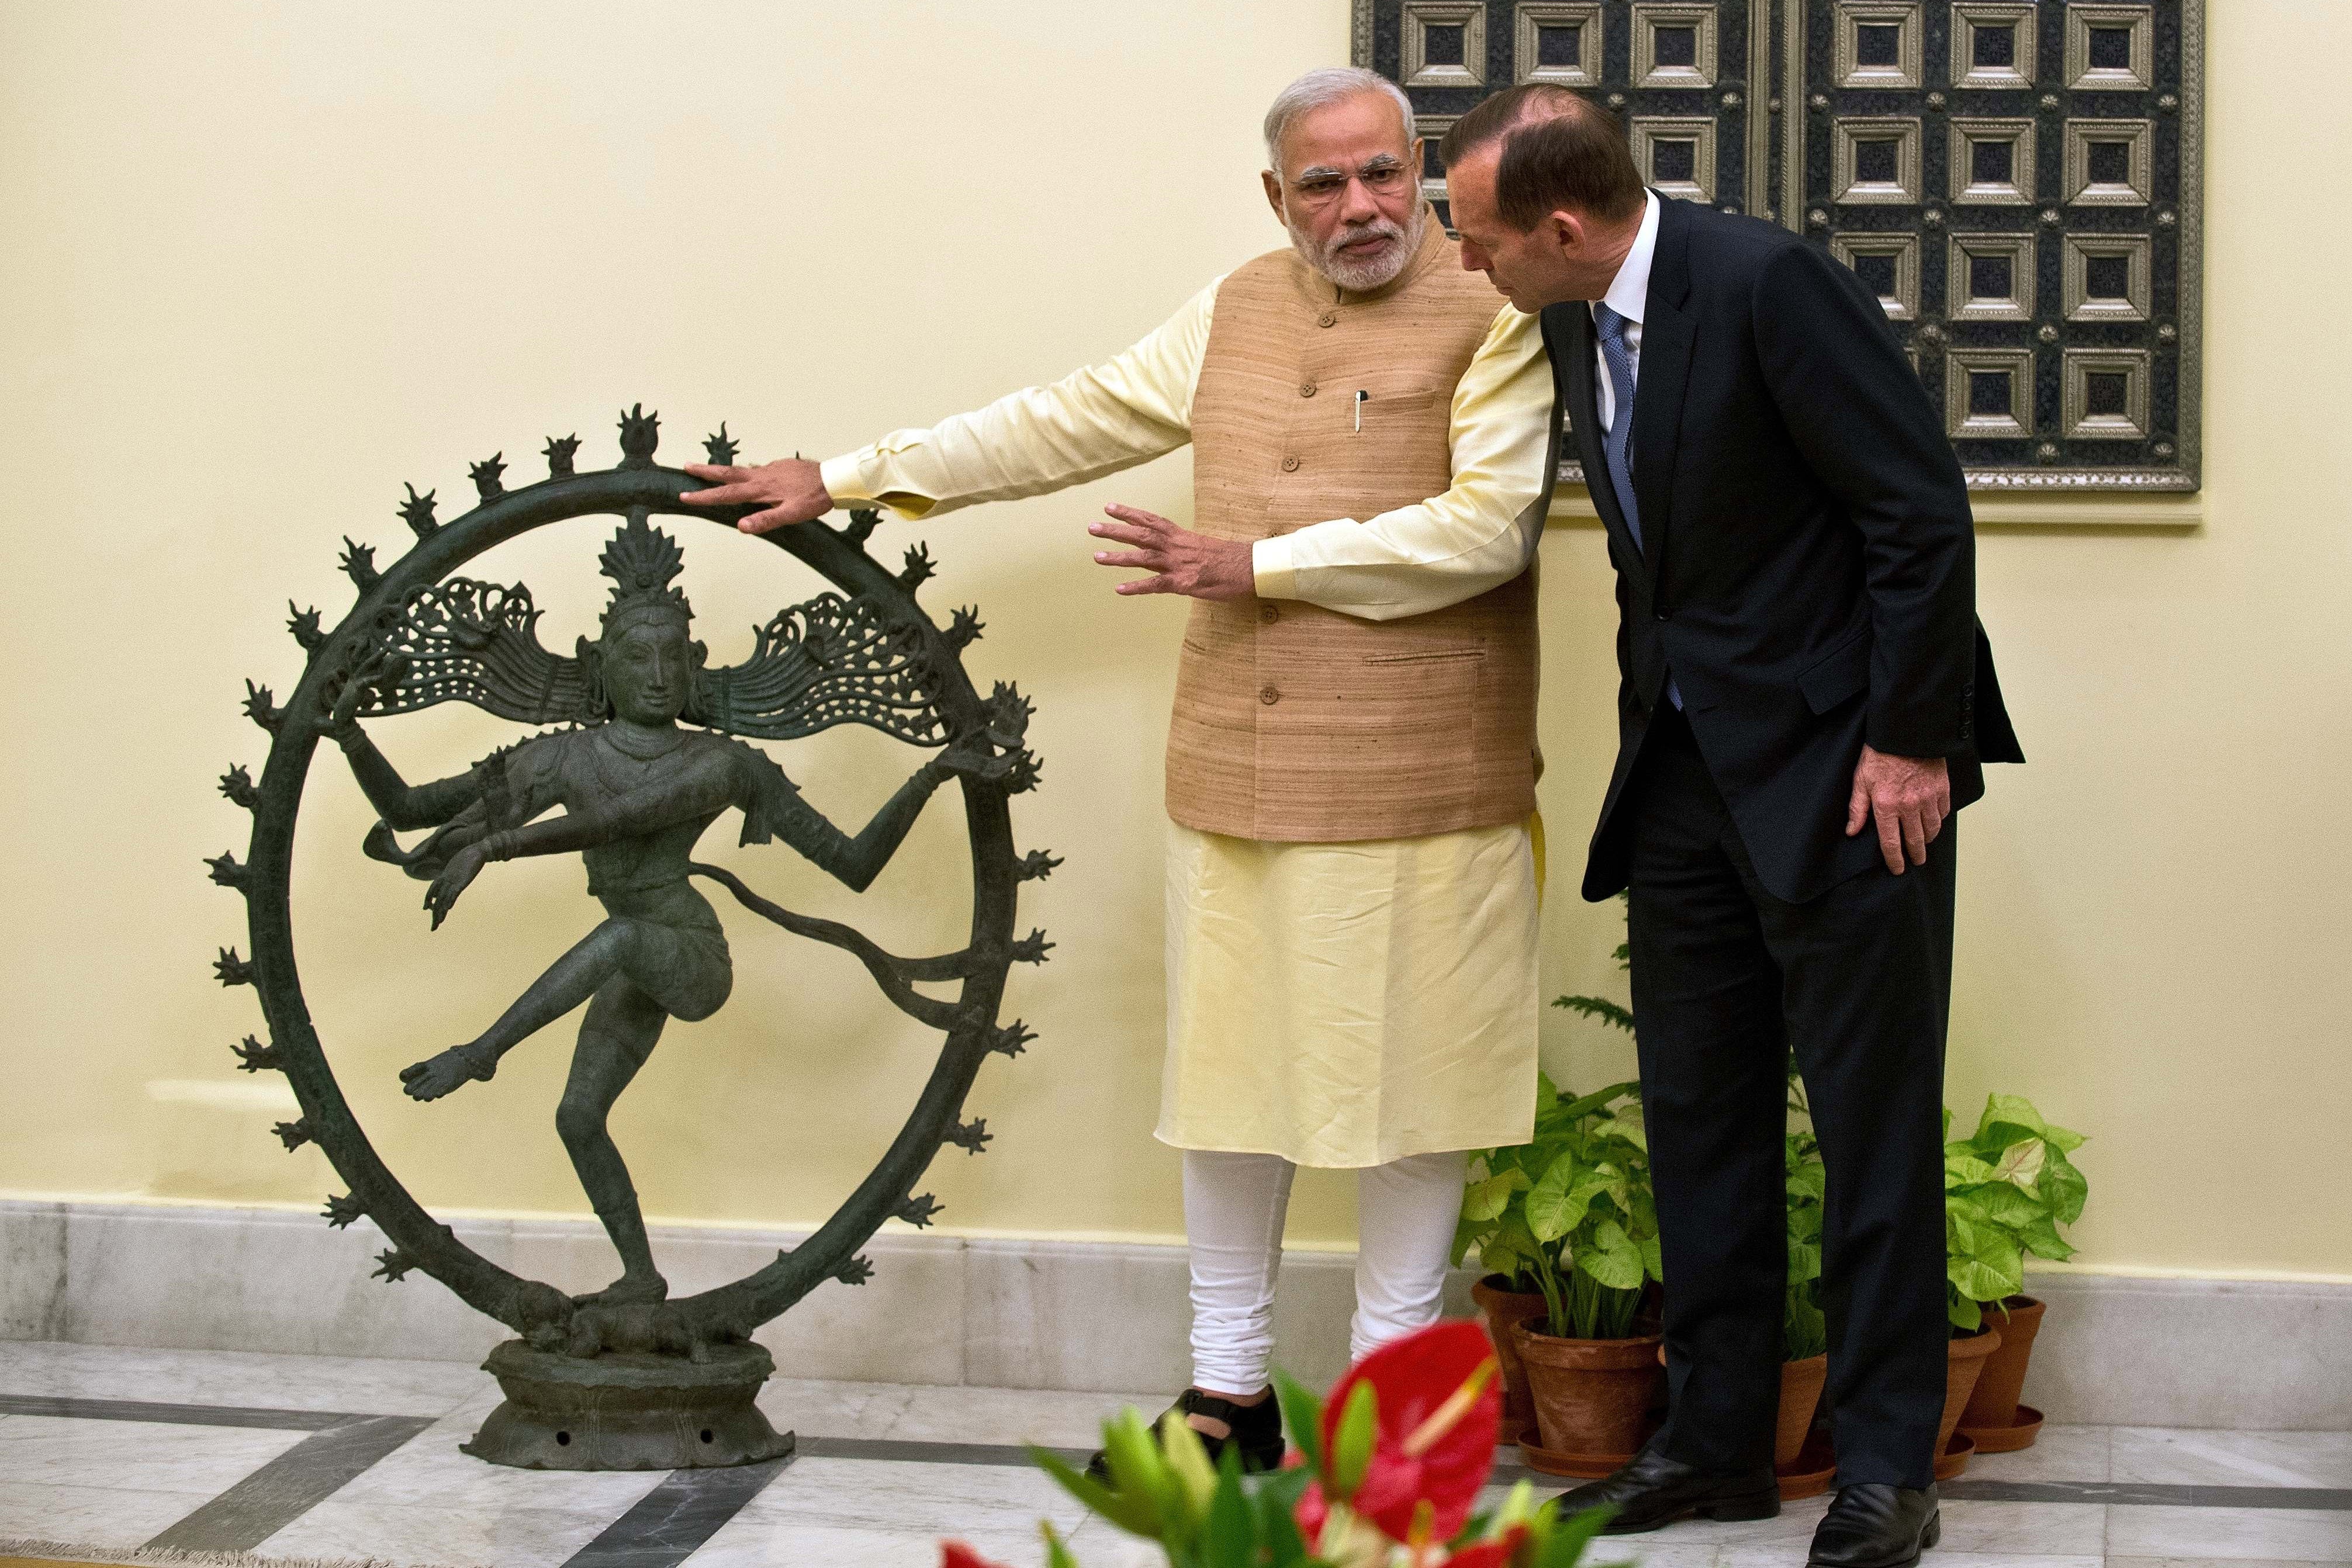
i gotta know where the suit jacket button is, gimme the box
[1299,382,1318,397]
[1317,311,1337,328]
[1258,605,1280,625]
[1281,455,1301,472]
[1260,685,1282,705]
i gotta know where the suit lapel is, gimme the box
[1542,300,1645,580]
[1631,195,1697,598]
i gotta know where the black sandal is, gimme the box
[1084,1386,1287,1485]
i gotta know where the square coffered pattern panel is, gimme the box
[2064,232,2153,321]
[1832,232,1921,320]
[1834,117,1922,205]
[1945,348,2036,439]
[1402,2,1487,88]
[1950,118,2036,205]
[1633,116,1720,202]
[1359,0,2205,490]
[1948,232,2037,322]
[1414,114,1458,206]
[2068,4,2155,91]
[1632,4,1720,88]
[1514,3,1603,86]
[1835,2,1922,90]
[2065,119,2154,207]
[2064,348,2153,439]
[1952,2,2036,90]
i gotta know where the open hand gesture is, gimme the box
[1088,505,1257,600]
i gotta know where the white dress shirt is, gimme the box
[1593,190,1663,434]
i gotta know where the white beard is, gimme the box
[1286,200,1428,293]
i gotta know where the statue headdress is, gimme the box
[597,514,693,642]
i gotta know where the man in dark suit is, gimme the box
[1440,86,2023,1568]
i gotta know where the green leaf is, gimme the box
[1975,1094,2049,1143]
[1253,1466,1312,1564]
[1032,1444,1163,1540]
[1944,1150,1998,1186]
[1041,1521,1082,1568]
[1786,1158,1828,1203]
[1606,1102,1648,1152]
[2039,1149,2088,1226]
[1554,1079,1641,1123]
[1948,1228,2024,1303]
[1554,995,1637,1035]
[2017,1212,2076,1262]
[1271,1369,1326,1479]
[1530,1491,1617,1566]
[1462,1170,1528,1223]
[1201,1451,1256,1568]
[1641,1232,1665,1283]
[1949,1292,1983,1332]
[1451,1212,1488,1269]
[1160,1408,1218,1518]
[1986,1137,2047,1188]
[1095,1408,1182,1535]
[1330,1379,1378,1500]
[1576,1218,1647,1291]
[1527,1159,1613,1245]
[1787,1238,1821,1285]
[1964,1181,2045,1228]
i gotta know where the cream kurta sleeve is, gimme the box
[818,279,1222,521]
[1251,304,1554,622]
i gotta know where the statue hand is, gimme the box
[935,738,1013,786]
[328,648,411,738]
[424,842,487,929]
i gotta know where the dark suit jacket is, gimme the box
[1543,195,2023,905]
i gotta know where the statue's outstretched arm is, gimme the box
[328,655,479,829]
[746,737,1007,894]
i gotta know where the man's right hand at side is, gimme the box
[679,458,832,535]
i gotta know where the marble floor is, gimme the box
[0,1341,2346,1568]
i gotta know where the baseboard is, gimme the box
[4,1199,2344,1428]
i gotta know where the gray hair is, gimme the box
[1262,67,1417,170]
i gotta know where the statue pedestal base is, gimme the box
[462,1339,795,1470]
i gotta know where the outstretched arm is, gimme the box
[329,655,480,829]
[680,278,1220,534]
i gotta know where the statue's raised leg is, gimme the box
[401,915,659,1101]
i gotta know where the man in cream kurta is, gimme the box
[684,68,1559,1469]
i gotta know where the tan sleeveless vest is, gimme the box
[1165,217,1542,843]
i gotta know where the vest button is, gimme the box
[1299,382,1317,397]
[1317,311,1337,328]
[1258,604,1280,625]
[1260,685,1282,705]
[1280,455,1300,472]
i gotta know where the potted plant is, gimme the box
[960,1320,1617,1568]
[1476,1078,1664,1465]
[1948,1094,2088,1452]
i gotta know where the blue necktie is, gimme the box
[1594,302,1682,711]
[1593,303,1642,555]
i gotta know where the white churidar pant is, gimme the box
[1182,1147,1471,1394]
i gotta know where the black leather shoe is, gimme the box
[1084,1387,1285,1486]
[1554,1446,1780,1534]
[1808,1483,1941,1567]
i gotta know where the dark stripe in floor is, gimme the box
[11,1393,2350,1519]
[0,1392,364,1429]
[561,1452,796,1568]
[1939,1477,2352,1510]
[143,1413,437,1552]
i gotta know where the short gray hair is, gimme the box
[1262,67,1417,169]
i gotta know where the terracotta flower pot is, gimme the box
[1510,1320,1665,1459]
[1938,1325,2002,1458]
[1775,1354,1829,1470]
[1471,1276,1549,1433]
[1960,1295,2045,1431]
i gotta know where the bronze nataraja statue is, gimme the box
[327,515,1004,1309]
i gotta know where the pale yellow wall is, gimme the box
[0,2,2343,1280]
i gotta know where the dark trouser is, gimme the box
[1624,705,1953,1490]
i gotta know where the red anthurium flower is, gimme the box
[1317,1320,1503,1544]
[939,1542,1014,1568]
